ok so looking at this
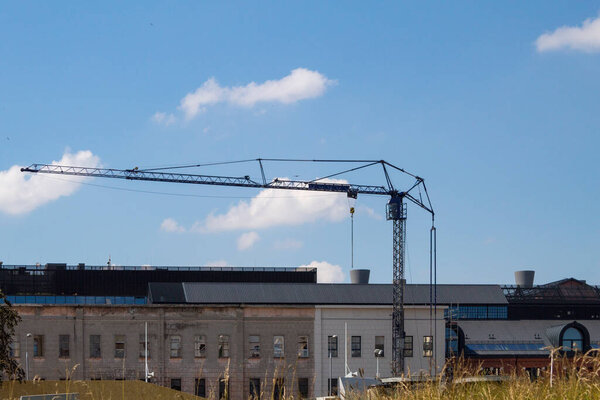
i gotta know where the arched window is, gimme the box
[561,327,583,352]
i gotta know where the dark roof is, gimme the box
[148,282,507,305]
[147,282,185,303]
[503,278,600,304]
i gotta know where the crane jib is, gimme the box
[21,159,434,377]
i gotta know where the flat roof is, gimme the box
[149,282,508,305]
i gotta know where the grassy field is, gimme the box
[3,353,600,400]
[0,380,201,400]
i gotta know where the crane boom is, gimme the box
[21,163,391,195]
[21,158,434,376]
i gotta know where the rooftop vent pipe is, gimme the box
[350,269,370,284]
[515,270,535,288]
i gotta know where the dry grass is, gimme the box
[4,351,600,399]
[0,380,200,400]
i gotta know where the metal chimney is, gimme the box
[350,269,370,284]
[515,270,535,288]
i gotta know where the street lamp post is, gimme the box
[374,349,383,378]
[329,335,337,397]
[25,333,32,380]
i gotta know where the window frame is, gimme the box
[273,335,285,358]
[59,334,70,358]
[351,336,361,357]
[89,334,101,359]
[297,336,309,358]
[404,335,413,357]
[249,378,261,400]
[218,335,230,358]
[114,335,126,359]
[194,334,206,358]
[170,335,182,359]
[327,336,338,358]
[249,335,260,359]
[195,378,206,398]
[33,335,44,357]
[298,377,309,399]
[423,335,433,357]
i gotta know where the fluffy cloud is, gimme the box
[178,68,335,119]
[0,150,100,215]
[536,15,600,52]
[300,261,345,283]
[151,112,177,126]
[237,231,260,250]
[196,180,350,232]
[160,218,186,233]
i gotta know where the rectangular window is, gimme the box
[218,335,230,358]
[273,378,284,400]
[328,379,338,396]
[139,334,150,359]
[195,378,206,397]
[404,336,413,357]
[33,335,44,357]
[10,340,20,358]
[170,335,181,358]
[327,336,338,358]
[423,336,433,357]
[298,378,309,399]
[90,335,101,358]
[219,378,229,400]
[249,335,260,358]
[59,335,70,358]
[273,335,285,358]
[249,378,261,400]
[375,336,384,357]
[170,378,181,391]
[351,336,361,357]
[195,335,206,358]
[114,335,126,358]
[297,336,309,358]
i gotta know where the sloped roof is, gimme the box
[148,282,507,305]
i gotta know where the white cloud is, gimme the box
[536,15,600,52]
[237,231,260,250]
[300,260,345,283]
[160,218,186,233]
[274,238,304,250]
[151,112,177,126]
[195,179,350,232]
[0,150,100,215]
[178,68,335,119]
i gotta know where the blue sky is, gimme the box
[1,2,599,285]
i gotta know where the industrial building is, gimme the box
[3,263,599,398]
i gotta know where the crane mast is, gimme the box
[21,158,433,376]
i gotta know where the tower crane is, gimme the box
[21,158,434,375]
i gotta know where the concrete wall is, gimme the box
[14,303,445,399]
[14,305,315,400]
[313,305,446,398]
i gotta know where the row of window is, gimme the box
[12,333,434,360]
[170,334,310,359]
[11,334,311,360]
[326,335,433,358]
[174,377,309,399]
[445,305,508,320]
